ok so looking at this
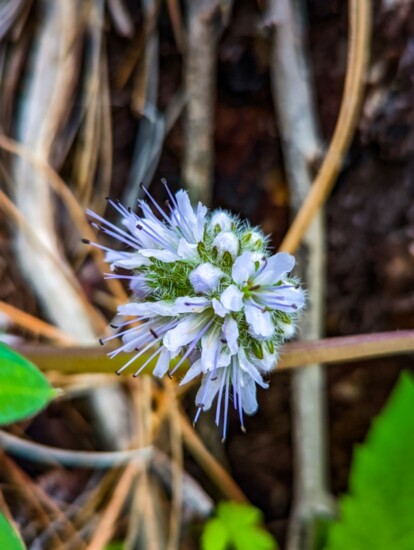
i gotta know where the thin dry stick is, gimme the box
[183,0,221,204]
[165,380,183,550]
[279,0,371,255]
[0,301,76,345]
[180,412,248,503]
[0,430,151,468]
[0,186,108,334]
[85,464,139,550]
[0,454,78,548]
[0,134,127,306]
[15,329,414,374]
[269,2,332,545]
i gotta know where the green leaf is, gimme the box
[325,372,414,550]
[202,518,230,550]
[0,513,25,550]
[201,502,278,550]
[0,344,57,425]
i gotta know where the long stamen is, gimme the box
[136,220,177,252]
[139,183,173,225]
[90,222,141,249]
[215,371,227,426]
[133,346,162,377]
[222,369,231,441]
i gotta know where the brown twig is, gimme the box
[278,0,372,255]
[180,412,248,503]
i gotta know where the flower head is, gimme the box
[86,182,305,439]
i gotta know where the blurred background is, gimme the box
[1,0,414,549]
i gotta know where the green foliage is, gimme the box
[325,372,414,550]
[0,513,25,550]
[0,344,57,425]
[201,501,277,550]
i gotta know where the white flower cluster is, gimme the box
[87,183,305,438]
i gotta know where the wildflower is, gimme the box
[86,182,305,439]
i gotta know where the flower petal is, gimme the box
[255,252,295,285]
[220,285,244,312]
[106,250,149,270]
[189,263,224,294]
[177,238,198,259]
[239,375,258,415]
[153,349,171,377]
[180,358,203,385]
[245,302,274,338]
[195,371,224,410]
[231,252,257,285]
[212,298,228,317]
[222,316,239,355]
[163,315,210,353]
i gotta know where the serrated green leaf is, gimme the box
[0,513,25,550]
[201,502,278,550]
[0,344,57,425]
[325,372,414,550]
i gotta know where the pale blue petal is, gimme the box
[231,252,257,285]
[223,317,239,355]
[220,285,244,312]
[106,250,150,270]
[195,371,225,410]
[177,239,198,259]
[255,252,295,286]
[212,298,228,317]
[153,349,171,377]
[240,375,258,415]
[245,302,274,338]
[180,358,203,385]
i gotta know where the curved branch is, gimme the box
[279,0,372,254]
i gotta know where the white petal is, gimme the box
[200,328,232,372]
[195,371,224,410]
[212,231,239,258]
[220,285,244,312]
[153,349,171,377]
[255,252,295,285]
[223,317,239,354]
[118,302,153,317]
[106,250,149,270]
[175,190,198,238]
[195,202,208,241]
[231,252,257,285]
[163,315,207,353]
[212,298,228,317]
[245,302,274,338]
[200,329,222,371]
[119,301,176,317]
[250,347,278,373]
[180,358,203,385]
[238,349,269,388]
[273,286,306,311]
[189,263,224,294]
[129,277,150,298]
[209,211,233,233]
[239,375,258,415]
[177,239,198,259]
[174,296,210,314]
